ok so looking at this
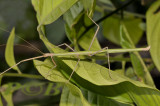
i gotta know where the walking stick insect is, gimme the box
[0,15,150,82]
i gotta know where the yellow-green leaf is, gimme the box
[32,0,78,25]
[5,28,21,74]
[146,0,160,71]
[103,16,143,45]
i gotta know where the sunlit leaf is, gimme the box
[146,0,160,71]
[31,0,79,49]
[5,28,21,74]
[33,59,90,106]
[34,55,160,105]
[32,0,78,25]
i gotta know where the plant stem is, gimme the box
[3,73,44,79]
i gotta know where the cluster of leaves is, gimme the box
[1,0,160,105]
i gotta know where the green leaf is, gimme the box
[31,0,79,40]
[34,55,160,105]
[63,1,84,44]
[103,16,143,45]
[31,0,79,49]
[5,28,21,74]
[125,67,137,80]
[60,86,83,106]
[33,59,90,106]
[63,1,83,28]
[78,28,101,51]
[60,86,132,106]
[146,0,160,71]
[1,84,14,106]
[120,23,155,87]
[80,0,96,16]
[31,0,79,25]
[64,4,101,51]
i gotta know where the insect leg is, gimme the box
[45,56,57,78]
[56,43,75,52]
[51,43,81,81]
[89,47,112,79]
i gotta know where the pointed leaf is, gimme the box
[5,28,21,74]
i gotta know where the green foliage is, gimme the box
[1,0,160,105]
[146,0,160,72]
[103,16,143,45]
[34,57,160,105]
[64,2,101,51]
[5,28,21,74]
[120,23,154,87]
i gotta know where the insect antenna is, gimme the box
[0,27,44,55]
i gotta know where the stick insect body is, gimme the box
[0,13,150,81]
[0,45,150,77]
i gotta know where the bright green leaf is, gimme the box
[146,0,160,71]
[34,55,160,105]
[32,0,78,25]
[31,0,79,48]
[33,59,90,106]
[103,16,143,45]
[5,28,21,74]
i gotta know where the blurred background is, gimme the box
[0,0,159,105]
